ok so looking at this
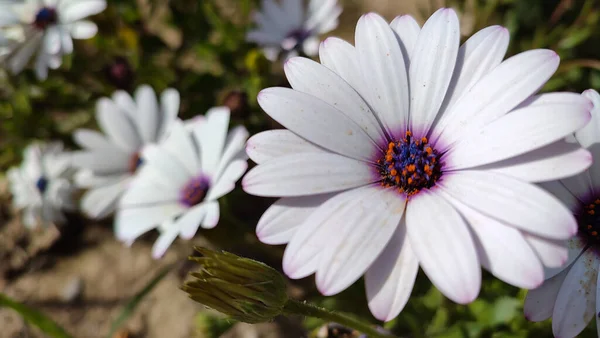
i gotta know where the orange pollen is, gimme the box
[596,199,600,204]
[593,231,598,236]
[407,164,416,173]
[421,137,428,143]
[589,210,596,215]
[589,225,593,229]
[390,169,397,176]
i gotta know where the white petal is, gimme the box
[576,89,600,147]
[284,57,385,143]
[246,130,327,165]
[318,37,363,95]
[177,203,207,239]
[201,201,219,229]
[476,141,592,182]
[73,128,116,150]
[406,190,480,304]
[531,237,584,279]
[69,20,97,39]
[316,186,405,296]
[158,88,180,139]
[242,153,375,197]
[355,13,409,137]
[8,33,41,75]
[524,260,573,322]
[152,224,179,259]
[445,100,592,170]
[256,194,334,245]
[302,36,320,57]
[115,203,185,242]
[160,119,199,176]
[60,0,106,23]
[448,197,543,289]
[111,91,137,117]
[365,220,418,322]
[80,182,124,219]
[282,188,366,279]
[70,149,130,174]
[389,15,420,66]
[213,125,249,182]
[552,251,599,338]
[408,8,459,136]
[439,171,577,239]
[438,25,509,117]
[134,85,160,143]
[205,160,246,201]
[538,181,581,213]
[197,107,230,177]
[433,49,560,149]
[588,144,600,195]
[96,98,141,152]
[119,183,178,207]
[257,87,378,162]
[281,0,302,27]
[73,170,127,188]
[43,27,61,54]
[141,145,190,187]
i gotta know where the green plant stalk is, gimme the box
[0,293,73,338]
[283,299,398,338]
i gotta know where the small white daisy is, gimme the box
[114,108,249,259]
[247,0,341,61]
[71,85,180,219]
[7,142,76,228]
[0,0,106,79]
[243,9,594,321]
[524,89,600,338]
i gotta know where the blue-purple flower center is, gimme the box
[36,176,48,193]
[377,131,443,195]
[180,176,210,207]
[34,7,57,30]
[282,28,311,50]
[578,199,600,247]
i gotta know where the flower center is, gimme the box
[36,176,48,193]
[180,176,210,207]
[34,7,57,30]
[128,152,143,173]
[281,28,310,51]
[578,198,600,247]
[377,131,443,195]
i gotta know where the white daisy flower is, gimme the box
[242,9,594,321]
[0,0,106,79]
[524,89,600,338]
[71,85,180,219]
[7,142,76,228]
[114,108,249,259]
[247,0,341,61]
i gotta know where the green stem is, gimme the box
[283,299,397,338]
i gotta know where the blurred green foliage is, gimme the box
[1,0,600,337]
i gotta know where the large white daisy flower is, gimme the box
[114,108,249,259]
[0,0,106,79]
[71,85,180,219]
[524,89,600,338]
[7,142,76,228]
[247,0,341,61]
[242,9,594,321]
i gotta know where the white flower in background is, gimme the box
[247,0,341,61]
[115,108,249,259]
[524,89,600,338]
[243,9,593,321]
[0,0,106,79]
[7,142,76,228]
[71,85,180,219]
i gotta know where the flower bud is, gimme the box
[181,247,288,324]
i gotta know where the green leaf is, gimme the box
[106,264,174,338]
[0,293,73,338]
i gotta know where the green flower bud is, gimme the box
[181,247,288,324]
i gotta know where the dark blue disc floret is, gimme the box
[378,131,443,196]
[36,176,48,193]
[34,7,58,30]
[180,176,210,207]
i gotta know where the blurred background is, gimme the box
[1,0,599,337]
